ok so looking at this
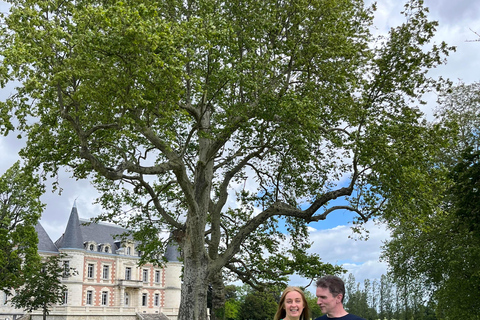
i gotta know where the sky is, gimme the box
[1,0,480,292]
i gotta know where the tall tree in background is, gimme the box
[378,274,395,320]
[382,82,480,318]
[0,161,44,293]
[0,0,452,318]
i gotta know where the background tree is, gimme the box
[378,274,395,320]
[237,288,278,320]
[0,0,453,318]
[305,290,322,319]
[381,82,480,319]
[344,276,374,319]
[223,285,241,320]
[10,253,77,320]
[0,161,44,293]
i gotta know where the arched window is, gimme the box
[104,246,109,253]
[89,244,94,251]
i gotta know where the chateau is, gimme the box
[0,204,182,320]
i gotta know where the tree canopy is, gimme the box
[11,253,77,320]
[382,82,480,319]
[0,0,453,318]
[0,161,44,293]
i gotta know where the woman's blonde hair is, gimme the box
[273,286,311,320]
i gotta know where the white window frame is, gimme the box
[142,269,148,283]
[87,263,95,278]
[86,290,93,305]
[142,293,148,306]
[155,270,160,283]
[62,260,70,278]
[154,293,159,306]
[101,291,108,306]
[63,290,68,305]
[102,265,110,279]
[125,267,132,280]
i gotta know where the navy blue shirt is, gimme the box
[315,314,366,320]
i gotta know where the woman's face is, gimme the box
[283,290,304,319]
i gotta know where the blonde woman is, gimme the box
[274,286,311,320]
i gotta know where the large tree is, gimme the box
[0,0,452,318]
[382,82,480,318]
[0,161,44,293]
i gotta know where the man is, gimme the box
[314,275,365,320]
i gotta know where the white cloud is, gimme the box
[291,221,390,295]
[308,221,389,276]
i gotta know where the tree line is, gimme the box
[210,273,437,320]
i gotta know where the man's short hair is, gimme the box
[316,275,346,303]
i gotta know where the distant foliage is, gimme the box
[0,161,44,293]
[382,82,480,319]
[222,274,437,320]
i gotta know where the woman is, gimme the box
[274,286,311,320]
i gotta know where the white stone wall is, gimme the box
[62,249,86,307]
[163,261,182,313]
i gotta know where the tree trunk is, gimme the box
[209,271,226,320]
[177,228,209,320]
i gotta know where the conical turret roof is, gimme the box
[56,202,84,249]
[35,222,58,252]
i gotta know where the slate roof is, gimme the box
[55,204,84,249]
[78,218,131,251]
[164,241,181,262]
[35,223,58,253]
[52,203,181,261]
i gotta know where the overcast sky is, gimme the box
[1,0,480,290]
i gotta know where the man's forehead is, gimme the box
[316,286,332,296]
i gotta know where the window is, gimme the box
[63,290,68,305]
[126,247,131,255]
[104,246,109,253]
[155,270,160,283]
[125,267,132,280]
[101,291,108,306]
[89,244,94,251]
[87,264,95,278]
[154,293,159,307]
[102,265,109,280]
[125,292,129,306]
[142,293,148,306]
[62,261,70,278]
[142,269,148,283]
[86,290,93,305]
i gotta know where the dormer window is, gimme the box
[122,241,134,256]
[98,243,111,253]
[84,241,97,251]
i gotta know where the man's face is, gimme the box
[316,286,341,316]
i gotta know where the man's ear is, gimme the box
[335,293,343,304]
